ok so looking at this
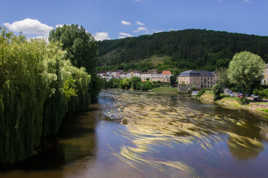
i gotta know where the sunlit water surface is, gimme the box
[1,89,268,178]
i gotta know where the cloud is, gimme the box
[121,20,132,26]
[94,32,110,41]
[136,21,145,26]
[134,26,148,33]
[119,32,132,39]
[56,24,64,28]
[4,18,53,37]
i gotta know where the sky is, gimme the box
[1,0,268,41]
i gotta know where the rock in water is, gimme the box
[121,118,128,125]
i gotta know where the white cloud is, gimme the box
[121,20,132,26]
[4,18,53,37]
[56,24,64,28]
[136,21,145,26]
[119,32,132,39]
[94,32,110,41]
[134,26,148,33]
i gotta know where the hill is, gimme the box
[97,29,268,74]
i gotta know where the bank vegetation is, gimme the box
[0,28,94,164]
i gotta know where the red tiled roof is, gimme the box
[162,70,171,75]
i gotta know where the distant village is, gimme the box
[98,69,218,90]
[98,64,268,90]
[98,70,172,83]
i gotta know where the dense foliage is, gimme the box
[254,88,268,98]
[227,51,265,95]
[97,29,268,73]
[49,25,97,71]
[49,25,99,103]
[213,83,224,101]
[105,77,154,91]
[0,29,91,164]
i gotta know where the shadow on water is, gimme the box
[0,105,99,178]
[1,89,268,178]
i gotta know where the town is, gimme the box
[98,70,172,83]
[98,64,268,90]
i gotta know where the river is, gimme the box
[1,89,268,178]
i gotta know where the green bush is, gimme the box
[213,83,224,101]
[239,97,249,105]
[197,89,206,97]
[130,77,141,90]
[105,77,154,91]
[106,78,120,88]
[254,88,268,98]
[142,81,153,91]
[120,78,131,89]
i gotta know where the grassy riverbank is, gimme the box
[152,87,178,95]
[198,91,268,119]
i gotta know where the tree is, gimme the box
[227,51,265,95]
[216,68,229,87]
[0,29,91,163]
[97,29,268,73]
[49,25,97,72]
[142,81,153,91]
[213,83,224,101]
[120,78,131,89]
[170,75,177,87]
[130,77,141,89]
[49,24,99,102]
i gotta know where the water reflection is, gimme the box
[1,89,268,178]
[101,90,268,177]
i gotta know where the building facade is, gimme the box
[177,70,216,90]
[98,70,172,83]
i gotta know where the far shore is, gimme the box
[197,90,268,119]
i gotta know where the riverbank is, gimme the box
[152,87,178,95]
[198,90,268,119]
[2,90,268,178]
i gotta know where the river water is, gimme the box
[1,89,268,178]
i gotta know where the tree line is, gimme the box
[97,29,268,74]
[104,77,161,91]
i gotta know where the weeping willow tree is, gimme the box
[0,29,91,164]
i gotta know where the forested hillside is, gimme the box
[97,29,268,73]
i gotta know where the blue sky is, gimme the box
[1,0,268,40]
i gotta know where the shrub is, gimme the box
[130,77,141,90]
[197,89,206,97]
[240,97,249,105]
[120,78,131,89]
[213,83,224,101]
[254,88,268,98]
[142,81,153,91]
